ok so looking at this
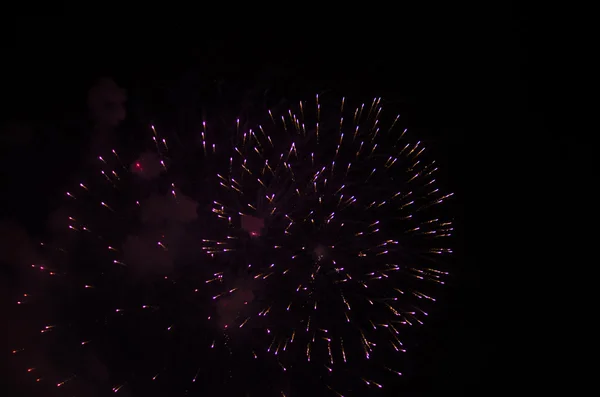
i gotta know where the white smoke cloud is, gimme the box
[87,78,127,128]
[241,214,264,237]
[140,189,198,225]
[215,276,257,330]
[130,151,163,181]
[122,189,199,277]
[0,220,39,271]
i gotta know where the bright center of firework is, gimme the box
[312,244,328,262]
[241,214,264,237]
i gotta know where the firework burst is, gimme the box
[8,122,211,396]
[9,94,454,397]
[204,94,454,395]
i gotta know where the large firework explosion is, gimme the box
[9,94,454,397]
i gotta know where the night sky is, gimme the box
[1,14,528,396]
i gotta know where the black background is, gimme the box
[0,9,530,396]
